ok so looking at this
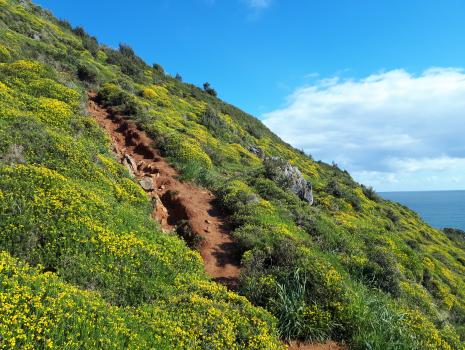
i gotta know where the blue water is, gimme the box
[380,190,465,231]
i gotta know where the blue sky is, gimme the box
[35,0,465,191]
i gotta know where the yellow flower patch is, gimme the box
[36,97,73,127]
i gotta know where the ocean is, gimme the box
[380,190,465,231]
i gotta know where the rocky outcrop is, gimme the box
[282,163,314,205]
[264,156,313,205]
[247,145,265,159]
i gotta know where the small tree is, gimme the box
[119,43,136,58]
[203,82,217,97]
[152,63,164,75]
[175,73,183,82]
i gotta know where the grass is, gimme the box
[0,0,465,348]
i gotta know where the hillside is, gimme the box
[0,0,465,349]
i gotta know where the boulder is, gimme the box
[139,176,155,191]
[264,156,313,205]
[282,163,314,205]
[247,145,265,159]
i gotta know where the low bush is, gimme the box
[362,185,382,202]
[77,63,99,83]
[271,270,334,342]
[104,44,147,82]
[203,82,217,96]
[364,247,402,297]
[199,105,229,138]
[96,83,143,115]
[176,220,204,249]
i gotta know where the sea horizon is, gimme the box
[380,190,465,231]
[380,189,465,193]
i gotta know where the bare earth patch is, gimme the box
[88,93,346,348]
[88,93,240,289]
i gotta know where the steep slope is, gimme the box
[0,1,282,349]
[88,93,241,288]
[0,0,465,349]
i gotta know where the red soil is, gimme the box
[88,93,346,348]
[88,94,240,289]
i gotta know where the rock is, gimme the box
[265,156,314,205]
[152,194,169,228]
[247,145,265,159]
[139,176,155,191]
[122,154,138,177]
[283,164,314,205]
[126,154,137,169]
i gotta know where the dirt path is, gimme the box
[88,94,241,289]
[88,94,345,349]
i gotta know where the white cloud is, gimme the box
[246,0,272,9]
[387,156,465,172]
[262,68,465,191]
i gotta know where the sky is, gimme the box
[34,0,465,191]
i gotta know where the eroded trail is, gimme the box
[88,94,345,350]
[88,94,240,289]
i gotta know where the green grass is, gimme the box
[0,0,465,349]
[0,4,283,347]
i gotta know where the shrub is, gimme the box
[0,44,11,62]
[218,179,259,214]
[104,44,147,81]
[156,132,213,170]
[345,191,362,211]
[152,63,164,74]
[176,220,204,249]
[96,83,143,115]
[263,157,293,189]
[73,26,99,55]
[119,43,137,59]
[443,228,465,242]
[199,105,229,138]
[326,179,343,197]
[386,208,400,224]
[203,82,217,96]
[362,246,402,297]
[77,63,99,83]
[362,185,382,202]
[271,270,333,342]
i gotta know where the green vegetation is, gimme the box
[0,1,282,348]
[0,0,465,349]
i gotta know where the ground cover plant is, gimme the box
[0,0,465,349]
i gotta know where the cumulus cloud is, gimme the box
[262,68,465,191]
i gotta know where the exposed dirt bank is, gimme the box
[88,93,240,289]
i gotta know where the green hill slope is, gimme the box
[0,0,464,349]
